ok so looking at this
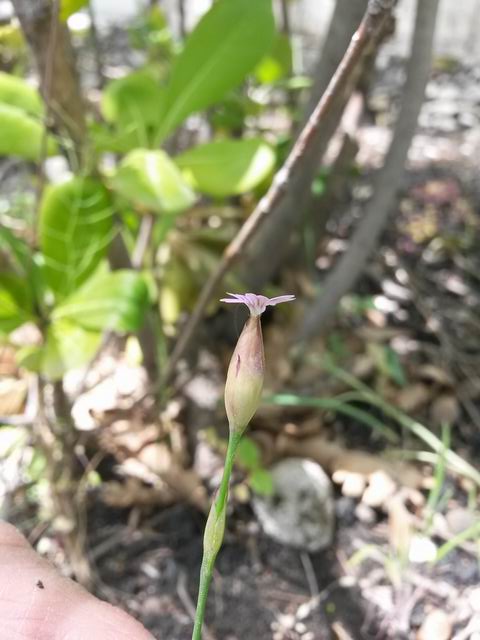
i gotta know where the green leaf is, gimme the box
[249,468,274,496]
[254,33,292,85]
[156,0,275,140]
[41,320,101,380]
[236,436,261,471]
[60,0,89,21]
[0,71,43,116]
[101,70,166,146]
[0,227,45,309]
[111,149,195,214]
[0,226,33,276]
[39,177,114,299]
[53,269,149,333]
[0,103,56,161]
[175,138,275,197]
[0,272,34,332]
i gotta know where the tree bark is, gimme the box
[11,0,87,166]
[239,0,369,289]
[297,0,440,342]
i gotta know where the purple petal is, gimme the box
[220,291,295,316]
[266,294,296,307]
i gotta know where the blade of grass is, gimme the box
[264,393,399,444]
[322,359,480,487]
[425,423,450,527]
[434,521,480,563]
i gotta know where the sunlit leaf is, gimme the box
[39,177,114,299]
[101,70,166,146]
[156,0,275,140]
[53,269,149,333]
[60,0,89,21]
[0,227,45,307]
[0,104,56,160]
[237,436,261,471]
[111,149,195,214]
[41,320,101,380]
[0,272,34,332]
[254,33,292,85]
[175,138,275,197]
[249,468,274,496]
[0,71,43,116]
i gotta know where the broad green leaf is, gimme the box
[0,272,34,332]
[0,226,33,276]
[0,72,43,116]
[111,149,195,214]
[101,70,166,146]
[53,269,149,333]
[41,320,101,380]
[175,138,275,197]
[156,0,275,140]
[60,0,89,21]
[39,178,114,299]
[0,227,45,309]
[237,436,261,471]
[0,104,56,160]
[254,33,292,85]
[249,468,274,496]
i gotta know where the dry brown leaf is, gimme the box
[429,394,460,427]
[102,478,174,508]
[0,346,18,376]
[331,621,354,640]
[388,496,411,556]
[275,434,423,490]
[351,354,375,379]
[394,383,431,413]
[416,364,454,387]
[0,377,27,415]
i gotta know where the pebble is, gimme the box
[252,458,335,552]
[417,609,452,640]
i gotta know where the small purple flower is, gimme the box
[220,292,295,317]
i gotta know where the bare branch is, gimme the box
[11,0,87,165]
[164,0,397,381]
[297,0,440,342]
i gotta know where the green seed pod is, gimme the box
[224,315,265,436]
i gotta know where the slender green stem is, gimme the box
[192,430,242,640]
[216,431,241,514]
[192,556,213,640]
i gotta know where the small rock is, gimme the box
[355,502,376,525]
[468,588,480,612]
[417,609,452,640]
[445,507,477,535]
[252,458,334,552]
[408,535,437,564]
[362,471,396,508]
[340,472,366,498]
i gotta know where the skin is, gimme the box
[0,521,154,640]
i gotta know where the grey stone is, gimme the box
[252,458,335,552]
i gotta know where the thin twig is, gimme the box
[178,0,186,39]
[164,1,396,382]
[132,214,155,269]
[87,2,106,88]
[297,0,439,340]
[36,0,59,233]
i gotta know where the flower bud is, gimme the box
[224,315,265,435]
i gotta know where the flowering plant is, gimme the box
[192,292,294,640]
